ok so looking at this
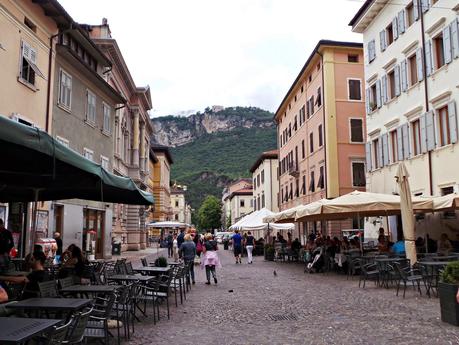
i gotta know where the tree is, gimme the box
[198,195,222,232]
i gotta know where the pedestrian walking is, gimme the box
[172,234,179,262]
[201,233,221,285]
[167,232,173,258]
[232,229,243,264]
[180,234,196,285]
[245,231,255,264]
[177,229,185,258]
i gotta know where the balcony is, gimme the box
[288,161,299,177]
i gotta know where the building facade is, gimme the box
[222,179,253,227]
[49,22,125,259]
[89,19,153,251]
[170,185,190,224]
[276,40,366,238]
[350,0,459,240]
[250,150,280,212]
[149,144,173,223]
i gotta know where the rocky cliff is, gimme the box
[151,106,275,147]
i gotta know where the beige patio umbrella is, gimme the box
[395,162,417,265]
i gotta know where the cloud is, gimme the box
[58,0,363,116]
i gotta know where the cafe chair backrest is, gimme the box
[58,277,74,289]
[47,318,73,345]
[39,280,58,297]
[67,307,93,344]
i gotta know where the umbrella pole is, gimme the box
[30,189,39,253]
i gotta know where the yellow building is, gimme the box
[149,144,174,223]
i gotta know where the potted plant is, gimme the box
[439,261,459,326]
[154,256,168,267]
[264,244,275,261]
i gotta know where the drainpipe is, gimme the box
[276,117,281,210]
[317,51,328,199]
[45,32,59,133]
[419,0,433,196]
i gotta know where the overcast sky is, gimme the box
[59,0,363,117]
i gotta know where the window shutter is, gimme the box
[369,40,376,61]
[379,30,386,52]
[365,88,371,114]
[376,80,382,108]
[382,133,389,166]
[420,113,427,153]
[394,64,401,97]
[443,26,452,64]
[381,75,388,104]
[398,10,405,34]
[397,126,404,161]
[425,111,435,151]
[393,17,399,40]
[416,48,424,81]
[451,19,459,59]
[22,41,31,60]
[402,123,410,159]
[377,138,383,168]
[414,1,420,21]
[448,101,458,144]
[401,60,408,92]
[425,40,433,76]
[365,142,372,172]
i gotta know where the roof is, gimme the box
[151,143,173,164]
[250,149,279,173]
[349,0,374,27]
[171,187,185,195]
[274,40,363,121]
[229,188,253,200]
[149,148,158,163]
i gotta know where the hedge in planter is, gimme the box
[264,245,275,261]
[439,261,459,326]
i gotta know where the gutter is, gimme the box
[317,51,328,199]
[45,31,60,132]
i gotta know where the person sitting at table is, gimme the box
[60,244,86,280]
[377,235,389,253]
[391,237,405,255]
[291,238,301,253]
[0,281,8,303]
[341,237,350,251]
[0,250,49,300]
[437,233,453,255]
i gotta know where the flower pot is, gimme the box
[438,282,459,326]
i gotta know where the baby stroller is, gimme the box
[305,247,325,273]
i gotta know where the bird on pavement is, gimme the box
[273,270,277,277]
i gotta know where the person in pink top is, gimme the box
[201,233,221,285]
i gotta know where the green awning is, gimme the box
[0,116,153,205]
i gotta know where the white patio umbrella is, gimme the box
[395,162,417,265]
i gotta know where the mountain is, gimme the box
[151,106,277,210]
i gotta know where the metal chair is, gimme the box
[358,261,380,288]
[39,280,59,297]
[46,318,73,345]
[84,293,116,344]
[141,258,148,267]
[67,308,93,344]
[125,262,135,275]
[393,262,424,298]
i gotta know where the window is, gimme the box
[441,186,456,219]
[58,69,72,109]
[103,103,111,134]
[257,174,260,187]
[294,116,298,131]
[24,17,37,32]
[261,170,264,184]
[348,79,362,100]
[301,140,305,159]
[406,2,415,27]
[308,75,312,83]
[411,119,422,155]
[350,119,364,143]
[352,162,366,187]
[299,105,305,125]
[317,166,325,189]
[262,194,265,208]
[302,175,306,195]
[373,138,380,169]
[318,125,323,147]
[83,148,94,161]
[408,54,418,86]
[20,41,43,86]
[388,69,396,100]
[386,22,394,46]
[309,171,315,192]
[175,214,179,220]
[369,83,378,112]
[240,200,245,207]
[348,54,359,63]
[316,87,322,108]
[86,90,96,123]
[56,136,69,148]
[390,130,399,162]
[175,201,179,207]
[101,155,109,170]
[317,63,320,71]
[438,105,451,146]
[253,178,256,188]
[309,132,314,153]
[433,33,445,69]
[368,39,376,62]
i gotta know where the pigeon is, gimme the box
[273,270,277,277]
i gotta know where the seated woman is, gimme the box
[60,244,86,280]
[377,235,389,253]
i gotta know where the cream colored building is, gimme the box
[170,185,190,224]
[222,179,252,227]
[350,0,459,241]
[149,144,173,222]
[229,188,253,225]
[250,150,280,212]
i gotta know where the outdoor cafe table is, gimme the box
[60,284,118,297]
[419,261,454,297]
[134,266,171,276]
[2,270,30,276]
[431,255,459,261]
[374,257,409,288]
[0,317,61,344]
[107,274,156,283]
[6,297,92,320]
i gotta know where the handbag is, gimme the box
[196,241,203,253]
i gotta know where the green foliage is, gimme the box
[198,195,222,232]
[440,261,459,284]
[154,256,168,267]
[226,215,232,229]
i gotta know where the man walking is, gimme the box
[0,219,14,273]
[54,232,63,263]
[177,229,185,258]
[166,232,173,258]
[232,229,243,264]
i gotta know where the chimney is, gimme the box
[102,18,108,25]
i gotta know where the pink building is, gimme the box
[276,40,366,238]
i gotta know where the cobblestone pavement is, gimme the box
[127,248,459,345]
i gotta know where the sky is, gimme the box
[58,0,364,117]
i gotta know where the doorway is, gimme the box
[53,205,64,238]
[83,209,105,259]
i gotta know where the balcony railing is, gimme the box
[288,161,299,177]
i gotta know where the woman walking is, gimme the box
[245,231,255,264]
[180,234,196,284]
[172,234,179,262]
[201,233,221,285]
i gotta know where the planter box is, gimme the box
[439,282,459,326]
